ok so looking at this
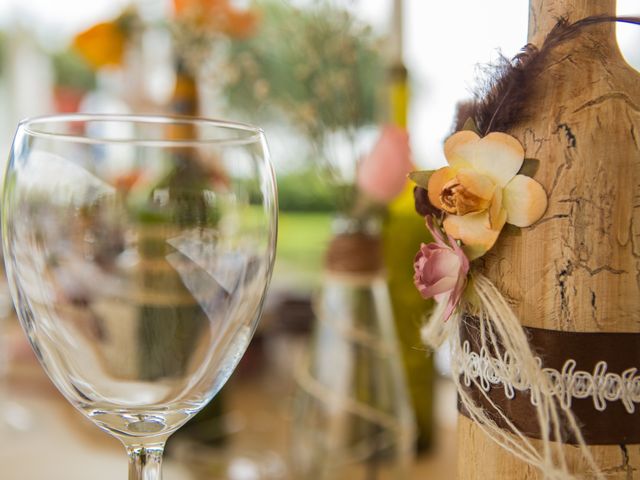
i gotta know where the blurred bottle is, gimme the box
[291,216,415,479]
[161,59,227,448]
[381,0,435,452]
[387,63,409,129]
[382,186,434,452]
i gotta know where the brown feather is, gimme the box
[469,15,640,135]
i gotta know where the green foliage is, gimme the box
[277,169,339,212]
[221,0,385,143]
[52,50,96,91]
[276,210,332,284]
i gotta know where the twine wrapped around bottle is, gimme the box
[324,230,383,275]
[422,275,605,480]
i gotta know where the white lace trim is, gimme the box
[458,340,640,414]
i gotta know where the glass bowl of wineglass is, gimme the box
[1,114,277,479]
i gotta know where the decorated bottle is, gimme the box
[290,215,415,480]
[457,0,640,478]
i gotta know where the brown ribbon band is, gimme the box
[458,321,640,445]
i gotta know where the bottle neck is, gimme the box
[170,58,199,117]
[167,58,199,143]
[528,0,617,46]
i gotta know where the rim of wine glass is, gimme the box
[18,113,265,147]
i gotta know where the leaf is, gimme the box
[461,117,480,135]
[408,170,435,189]
[502,223,522,237]
[518,158,540,178]
[462,244,489,261]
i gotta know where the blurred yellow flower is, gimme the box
[73,22,126,69]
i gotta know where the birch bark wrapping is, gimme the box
[457,0,640,478]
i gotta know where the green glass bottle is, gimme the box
[382,186,434,452]
[382,0,435,451]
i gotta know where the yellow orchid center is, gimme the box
[439,175,493,216]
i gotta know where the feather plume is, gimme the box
[468,15,640,135]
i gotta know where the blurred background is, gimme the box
[0,0,638,479]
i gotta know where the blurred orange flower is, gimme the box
[173,0,259,39]
[73,22,126,69]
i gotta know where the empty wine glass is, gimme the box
[2,114,277,479]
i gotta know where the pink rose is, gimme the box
[413,217,469,321]
[357,125,413,203]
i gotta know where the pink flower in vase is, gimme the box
[413,218,470,321]
[357,125,413,203]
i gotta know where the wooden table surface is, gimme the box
[0,325,457,480]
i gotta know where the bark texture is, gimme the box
[458,0,640,478]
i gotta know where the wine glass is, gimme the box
[1,114,277,479]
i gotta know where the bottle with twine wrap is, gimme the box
[291,216,415,479]
[447,0,640,478]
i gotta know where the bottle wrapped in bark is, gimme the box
[456,1,640,478]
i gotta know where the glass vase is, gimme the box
[290,216,415,480]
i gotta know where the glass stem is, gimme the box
[126,443,165,480]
